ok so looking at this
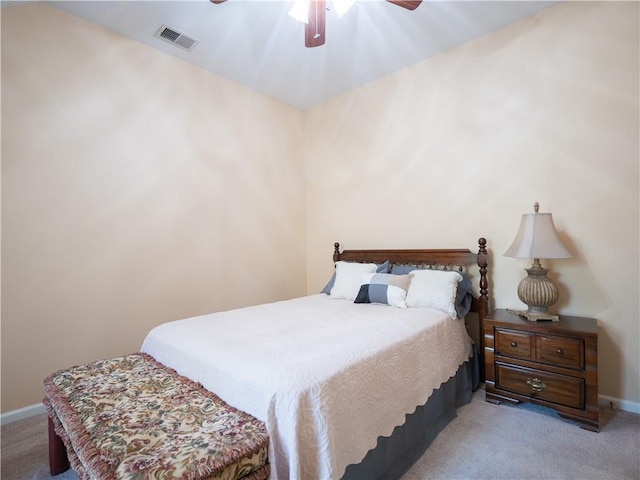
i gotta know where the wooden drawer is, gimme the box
[537,335,584,370]
[495,328,535,361]
[484,310,599,431]
[495,362,585,409]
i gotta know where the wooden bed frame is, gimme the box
[46,240,490,479]
[333,237,489,380]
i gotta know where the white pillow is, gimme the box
[405,269,462,318]
[330,261,378,301]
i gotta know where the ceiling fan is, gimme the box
[209,0,422,48]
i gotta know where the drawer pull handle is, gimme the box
[527,378,547,393]
[510,341,517,348]
[556,348,564,355]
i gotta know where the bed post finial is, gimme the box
[477,237,489,312]
[333,242,341,263]
[477,237,489,382]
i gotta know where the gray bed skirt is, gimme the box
[342,344,480,480]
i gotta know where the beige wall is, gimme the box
[1,4,306,411]
[306,1,639,407]
[2,1,639,413]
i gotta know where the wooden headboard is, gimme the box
[332,237,489,380]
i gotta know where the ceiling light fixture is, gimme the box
[288,0,311,23]
[287,0,356,22]
[334,0,357,17]
[210,0,422,48]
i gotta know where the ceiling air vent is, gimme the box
[155,25,198,51]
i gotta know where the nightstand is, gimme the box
[484,309,599,431]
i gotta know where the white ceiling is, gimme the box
[44,0,559,109]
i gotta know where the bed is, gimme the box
[141,238,489,480]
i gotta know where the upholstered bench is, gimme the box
[43,353,269,480]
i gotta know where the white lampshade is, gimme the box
[504,206,572,260]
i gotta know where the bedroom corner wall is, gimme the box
[1,4,306,412]
[305,1,639,408]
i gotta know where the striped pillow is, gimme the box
[354,273,412,308]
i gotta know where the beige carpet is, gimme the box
[2,391,638,480]
[402,391,639,480]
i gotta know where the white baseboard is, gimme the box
[599,394,640,415]
[1,402,46,426]
[2,394,637,426]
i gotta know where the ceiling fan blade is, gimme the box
[386,0,422,10]
[305,0,326,48]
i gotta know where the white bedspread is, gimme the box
[141,294,472,480]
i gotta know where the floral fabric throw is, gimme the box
[43,353,269,480]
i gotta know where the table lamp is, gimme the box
[504,202,572,321]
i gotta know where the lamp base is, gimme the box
[514,259,561,321]
[507,308,559,322]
